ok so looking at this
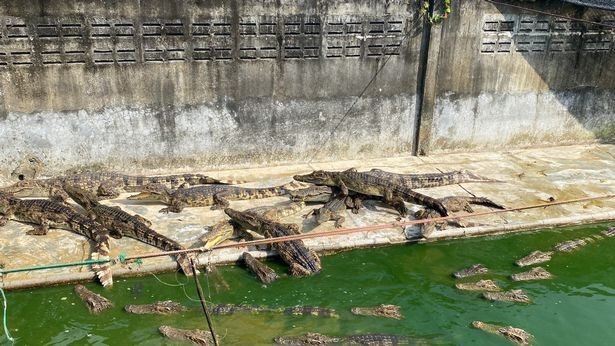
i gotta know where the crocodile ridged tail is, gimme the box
[91,234,113,287]
[176,253,197,276]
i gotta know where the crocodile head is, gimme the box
[0,179,50,197]
[127,184,172,203]
[63,184,99,210]
[293,170,337,186]
[224,208,262,230]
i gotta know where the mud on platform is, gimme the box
[1,144,614,289]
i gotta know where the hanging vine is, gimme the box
[420,0,452,24]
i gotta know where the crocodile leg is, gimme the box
[97,181,121,199]
[211,193,230,210]
[383,189,408,217]
[26,221,49,235]
[160,199,185,213]
[0,216,8,226]
[332,214,345,228]
[133,214,153,227]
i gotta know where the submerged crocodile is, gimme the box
[125,300,189,315]
[128,182,293,213]
[455,279,501,292]
[483,290,532,304]
[351,304,403,320]
[511,267,552,281]
[472,321,533,345]
[553,238,589,252]
[224,208,321,276]
[453,264,489,279]
[159,325,215,345]
[0,172,238,201]
[602,227,615,237]
[417,196,505,237]
[212,304,338,318]
[63,185,195,275]
[0,193,115,287]
[74,284,113,314]
[515,250,553,267]
[274,332,413,345]
[293,169,449,217]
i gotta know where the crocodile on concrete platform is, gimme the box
[515,250,553,267]
[124,300,189,315]
[417,196,505,237]
[472,321,533,345]
[511,267,553,281]
[201,201,305,250]
[212,304,338,318]
[351,304,404,320]
[274,332,413,345]
[455,279,501,292]
[159,325,215,345]
[293,169,449,217]
[224,208,321,276]
[483,290,532,304]
[0,193,115,287]
[127,182,294,213]
[364,169,501,188]
[0,172,240,201]
[453,264,489,279]
[63,184,196,275]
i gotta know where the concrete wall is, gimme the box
[0,0,613,177]
[419,0,615,153]
[0,0,423,176]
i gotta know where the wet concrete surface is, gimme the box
[0,144,614,287]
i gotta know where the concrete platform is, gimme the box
[1,144,614,290]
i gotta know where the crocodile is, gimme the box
[483,290,532,304]
[455,279,501,292]
[63,184,195,275]
[472,321,534,345]
[293,169,449,217]
[351,304,403,320]
[201,201,306,249]
[602,227,615,237]
[127,182,294,213]
[303,195,357,228]
[124,300,189,315]
[453,264,489,279]
[74,284,113,314]
[0,193,115,287]
[365,168,501,188]
[0,172,239,201]
[417,196,505,237]
[515,250,553,267]
[511,267,552,281]
[274,333,413,345]
[159,325,215,345]
[243,252,279,284]
[553,238,588,252]
[224,208,321,276]
[212,304,338,318]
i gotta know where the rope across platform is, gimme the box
[1,193,613,277]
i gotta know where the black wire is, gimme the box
[484,0,615,29]
[307,32,411,164]
[190,258,218,346]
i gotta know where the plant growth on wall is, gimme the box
[420,0,452,24]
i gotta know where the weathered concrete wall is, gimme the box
[0,0,613,176]
[421,0,615,153]
[0,0,422,176]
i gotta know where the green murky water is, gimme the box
[3,223,615,345]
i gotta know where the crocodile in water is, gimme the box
[125,300,189,315]
[224,208,321,276]
[274,332,413,345]
[74,284,113,314]
[510,267,552,281]
[212,304,338,318]
[483,289,532,304]
[351,304,403,320]
[159,325,216,345]
[455,279,501,292]
[453,264,489,279]
[472,321,534,345]
[63,184,195,275]
[0,193,115,287]
[515,250,553,267]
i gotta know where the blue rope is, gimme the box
[0,286,15,344]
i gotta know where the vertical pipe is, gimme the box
[412,0,434,156]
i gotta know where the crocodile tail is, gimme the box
[458,170,504,183]
[91,233,113,287]
[176,253,197,276]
